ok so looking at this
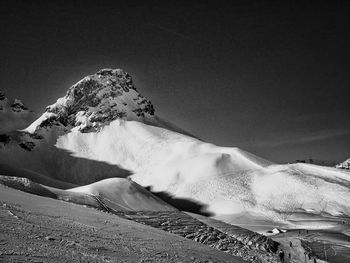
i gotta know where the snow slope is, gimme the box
[53,119,350,220]
[68,178,176,211]
[1,69,350,225]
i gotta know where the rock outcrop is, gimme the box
[336,158,350,170]
[26,69,155,133]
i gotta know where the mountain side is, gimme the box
[0,69,350,226]
[25,68,154,134]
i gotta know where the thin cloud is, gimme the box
[144,23,215,47]
[254,129,350,148]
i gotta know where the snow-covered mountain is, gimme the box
[0,91,37,133]
[1,69,350,226]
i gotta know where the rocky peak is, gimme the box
[0,92,30,113]
[11,99,29,112]
[36,69,155,132]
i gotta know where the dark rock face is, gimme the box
[19,141,36,151]
[0,134,10,145]
[39,116,66,129]
[0,91,5,100]
[28,133,43,140]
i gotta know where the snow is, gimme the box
[52,118,350,221]
[1,70,350,227]
[68,178,176,211]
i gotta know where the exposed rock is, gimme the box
[0,134,10,145]
[34,68,155,133]
[0,91,5,100]
[18,141,35,151]
[336,158,350,170]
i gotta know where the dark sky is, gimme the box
[1,0,349,163]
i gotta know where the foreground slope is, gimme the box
[1,176,281,262]
[0,68,349,226]
[0,184,242,263]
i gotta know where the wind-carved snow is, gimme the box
[2,69,350,226]
[55,118,350,221]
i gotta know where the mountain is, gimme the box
[1,69,350,227]
[0,91,37,133]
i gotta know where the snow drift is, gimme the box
[1,69,350,224]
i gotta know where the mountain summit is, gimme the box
[26,69,154,133]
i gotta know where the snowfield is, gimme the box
[52,118,350,220]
